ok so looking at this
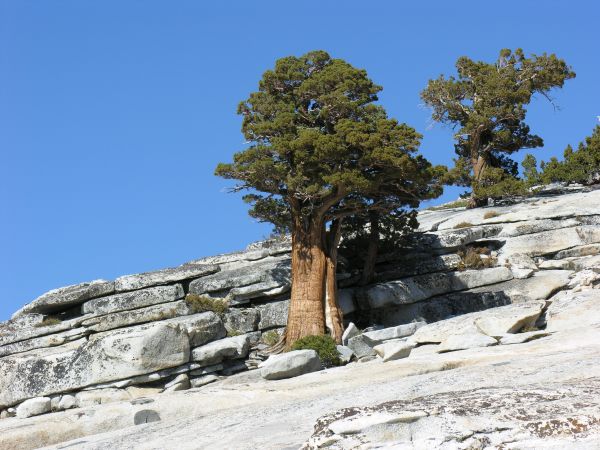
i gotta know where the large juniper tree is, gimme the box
[421,48,575,206]
[216,51,441,349]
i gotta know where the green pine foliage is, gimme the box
[521,154,541,186]
[520,126,600,186]
[540,126,600,185]
[421,48,575,205]
[338,209,418,266]
[538,156,563,183]
[472,167,528,200]
[215,50,443,235]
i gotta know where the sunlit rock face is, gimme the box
[0,187,599,450]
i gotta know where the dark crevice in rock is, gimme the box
[180,279,194,295]
[367,290,513,328]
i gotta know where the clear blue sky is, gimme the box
[1,1,598,320]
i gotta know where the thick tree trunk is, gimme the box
[359,211,380,286]
[468,155,489,208]
[325,219,344,344]
[469,126,488,209]
[284,215,328,351]
[472,155,487,183]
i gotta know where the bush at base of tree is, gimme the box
[291,334,342,367]
[472,167,528,201]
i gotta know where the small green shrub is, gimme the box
[185,294,228,315]
[291,334,341,367]
[35,317,61,328]
[261,330,281,346]
[453,221,474,229]
[472,168,528,202]
[457,247,496,271]
[483,210,501,219]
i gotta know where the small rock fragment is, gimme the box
[341,322,360,345]
[499,330,550,345]
[336,345,355,364]
[16,397,51,419]
[190,374,219,388]
[347,334,376,359]
[163,374,190,392]
[373,340,415,362]
[57,394,77,411]
[260,350,321,380]
[437,332,497,353]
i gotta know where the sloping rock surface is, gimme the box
[546,288,600,332]
[410,301,545,344]
[12,280,114,318]
[0,321,191,408]
[114,263,220,292]
[0,187,598,448]
[362,267,513,309]
[1,294,598,449]
[82,284,184,315]
[260,350,322,380]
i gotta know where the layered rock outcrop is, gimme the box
[0,186,599,449]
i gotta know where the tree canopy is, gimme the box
[421,48,575,205]
[215,50,442,348]
[216,50,439,227]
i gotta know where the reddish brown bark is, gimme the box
[469,154,489,208]
[325,219,344,344]
[472,155,487,183]
[284,215,328,351]
[469,126,489,208]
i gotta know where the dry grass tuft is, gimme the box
[34,317,61,328]
[483,210,501,219]
[457,247,496,271]
[453,221,474,229]
[185,294,229,315]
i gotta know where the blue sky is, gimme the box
[1,1,598,320]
